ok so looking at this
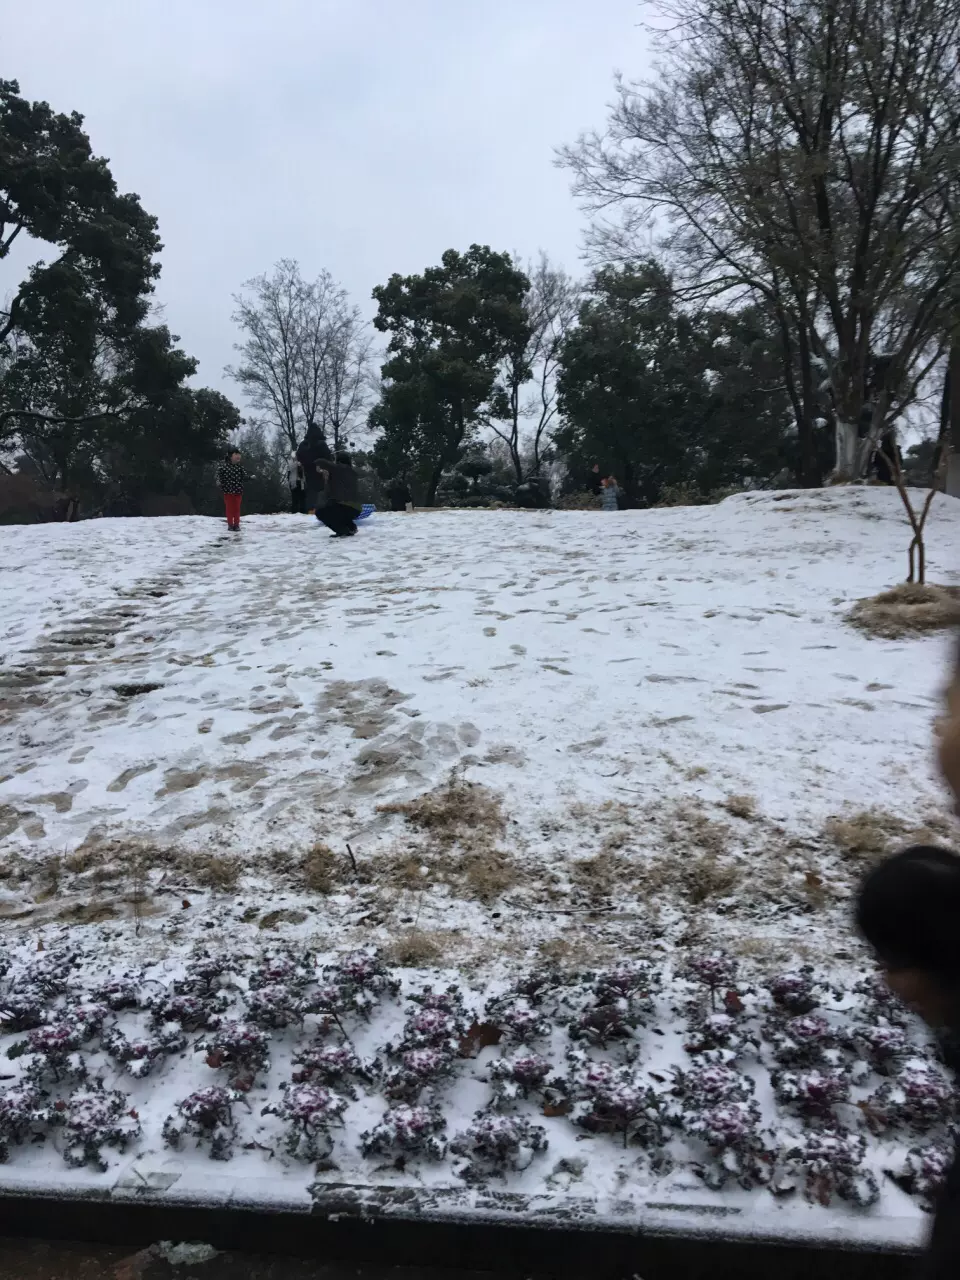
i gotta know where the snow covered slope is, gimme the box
[0,489,957,1241]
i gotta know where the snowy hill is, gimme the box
[0,489,958,1241]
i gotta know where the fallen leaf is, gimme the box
[458,1020,502,1058]
[723,989,744,1014]
[182,899,191,909]
[543,1099,572,1117]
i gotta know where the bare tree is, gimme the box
[229,260,348,453]
[489,254,581,482]
[560,0,960,483]
[321,301,376,452]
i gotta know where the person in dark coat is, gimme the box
[387,480,413,512]
[296,422,332,512]
[857,847,960,1278]
[316,451,363,537]
[587,463,603,496]
[216,449,245,531]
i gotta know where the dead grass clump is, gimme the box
[190,854,240,892]
[682,854,740,904]
[723,794,757,820]
[824,809,911,861]
[663,800,731,856]
[460,849,519,903]
[384,929,446,967]
[302,843,338,894]
[847,583,960,640]
[379,778,505,848]
[570,854,631,903]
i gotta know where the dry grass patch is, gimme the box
[570,853,632,903]
[847,583,960,640]
[302,842,338,894]
[188,853,240,892]
[723,793,757,820]
[460,848,519,903]
[384,928,447,967]
[379,777,505,848]
[825,807,954,864]
[683,853,740,904]
[661,799,731,856]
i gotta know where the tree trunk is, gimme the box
[834,420,859,480]
[425,464,444,507]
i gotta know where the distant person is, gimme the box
[316,451,363,537]
[588,463,603,496]
[296,422,332,512]
[387,480,413,512]
[872,432,903,485]
[216,448,245,532]
[288,453,305,513]
[600,475,621,512]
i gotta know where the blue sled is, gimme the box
[356,504,376,522]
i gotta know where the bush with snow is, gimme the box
[174,954,234,997]
[102,1026,187,1078]
[291,1043,371,1096]
[201,1020,271,1083]
[684,1011,752,1060]
[0,1084,44,1162]
[23,949,79,998]
[671,1063,755,1110]
[593,961,657,1016]
[360,1104,447,1163]
[163,1087,238,1160]
[765,1014,837,1068]
[0,983,47,1032]
[91,976,142,1012]
[325,949,400,1017]
[245,983,303,1030]
[866,1060,955,1134]
[489,1052,553,1108]
[685,952,739,1008]
[264,1083,347,1161]
[383,1047,456,1102]
[487,997,552,1045]
[898,1141,954,1204]
[451,1112,548,1182]
[685,1100,773,1190]
[249,952,313,993]
[149,990,229,1032]
[850,1023,910,1074]
[568,1055,664,1149]
[772,1067,851,1119]
[785,1129,879,1208]
[767,968,820,1015]
[52,1088,141,1172]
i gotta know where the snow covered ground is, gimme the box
[0,488,958,1245]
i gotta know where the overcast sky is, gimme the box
[3,0,651,399]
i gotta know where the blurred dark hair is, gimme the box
[227,448,241,459]
[857,845,960,979]
[335,451,353,467]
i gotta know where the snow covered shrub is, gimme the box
[291,1044,371,1096]
[898,1141,954,1204]
[383,1048,456,1102]
[765,1014,837,1067]
[685,1100,772,1190]
[102,1027,186,1078]
[24,948,79,997]
[785,1130,879,1207]
[684,1012,751,1060]
[54,1088,141,1172]
[0,983,47,1032]
[0,1084,44,1162]
[264,1083,347,1161]
[767,968,819,1015]
[866,1060,955,1134]
[850,1023,909,1073]
[593,961,656,1015]
[201,1021,270,1083]
[772,1068,850,1118]
[487,998,551,1045]
[163,1087,237,1160]
[854,973,910,1025]
[175,954,234,996]
[245,983,303,1030]
[18,1022,88,1085]
[393,989,470,1055]
[360,1104,447,1163]
[91,976,142,1012]
[249,952,313,993]
[685,952,738,1008]
[325,949,400,1016]
[569,1056,664,1148]
[149,990,229,1031]
[569,1001,640,1047]
[451,1112,548,1182]
[489,1053,553,1108]
[671,1063,755,1110]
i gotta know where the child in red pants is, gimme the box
[216,449,246,531]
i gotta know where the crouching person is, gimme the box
[316,452,362,537]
